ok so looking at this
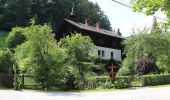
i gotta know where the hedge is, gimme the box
[88,76,132,89]
[88,76,113,89]
[142,74,170,86]
[114,76,132,89]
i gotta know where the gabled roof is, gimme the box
[64,19,125,39]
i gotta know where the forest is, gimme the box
[0,0,112,31]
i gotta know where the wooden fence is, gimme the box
[19,75,97,89]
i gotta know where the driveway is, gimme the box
[0,87,170,100]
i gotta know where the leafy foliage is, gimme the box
[114,76,131,89]
[59,34,94,62]
[59,33,95,89]
[0,0,112,31]
[0,49,13,73]
[14,24,67,89]
[13,64,21,90]
[142,74,170,86]
[130,0,170,24]
[0,32,8,48]
[117,58,135,76]
[134,57,160,75]
[120,30,170,75]
[94,76,113,89]
[7,27,26,48]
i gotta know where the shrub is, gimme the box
[134,57,160,75]
[95,76,114,89]
[0,49,13,73]
[7,27,26,48]
[117,58,135,76]
[142,74,170,86]
[114,76,132,89]
[87,76,113,89]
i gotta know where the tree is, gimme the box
[14,23,67,89]
[150,17,161,34]
[59,33,95,89]
[130,0,170,23]
[0,0,112,31]
[6,27,26,48]
[0,49,13,73]
[119,31,170,76]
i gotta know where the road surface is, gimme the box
[0,87,170,100]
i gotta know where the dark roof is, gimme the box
[64,19,125,39]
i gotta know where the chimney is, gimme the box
[85,19,91,26]
[96,22,100,29]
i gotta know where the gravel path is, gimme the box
[0,87,170,100]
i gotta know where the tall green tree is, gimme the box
[118,31,170,76]
[14,23,67,89]
[59,33,95,89]
[0,0,112,31]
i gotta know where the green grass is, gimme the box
[21,88,117,93]
[0,31,8,48]
[22,84,170,93]
[0,86,11,90]
[146,84,170,88]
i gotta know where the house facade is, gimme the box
[55,18,125,62]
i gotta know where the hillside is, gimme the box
[0,31,8,48]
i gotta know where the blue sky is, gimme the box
[88,0,166,37]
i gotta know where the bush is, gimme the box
[117,58,135,76]
[87,76,113,89]
[0,49,13,73]
[142,74,170,86]
[95,76,114,89]
[92,63,106,75]
[114,76,132,89]
[7,27,26,48]
[134,57,160,75]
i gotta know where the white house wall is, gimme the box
[92,46,122,61]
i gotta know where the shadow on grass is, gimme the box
[0,86,12,90]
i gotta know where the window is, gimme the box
[111,52,114,59]
[102,51,105,57]
[98,50,101,57]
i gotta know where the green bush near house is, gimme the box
[114,76,132,89]
[142,74,170,86]
[94,76,114,89]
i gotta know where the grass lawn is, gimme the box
[146,84,170,88]
[1,84,170,92]
[0,86,11,90]
[0,31,8,48]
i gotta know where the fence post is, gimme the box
[21,74,24,89]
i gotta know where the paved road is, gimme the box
[0,87,170,100]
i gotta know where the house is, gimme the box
[55,7,125,78]
[56,19,125,61]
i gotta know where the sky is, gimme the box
[88,0,166,37]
